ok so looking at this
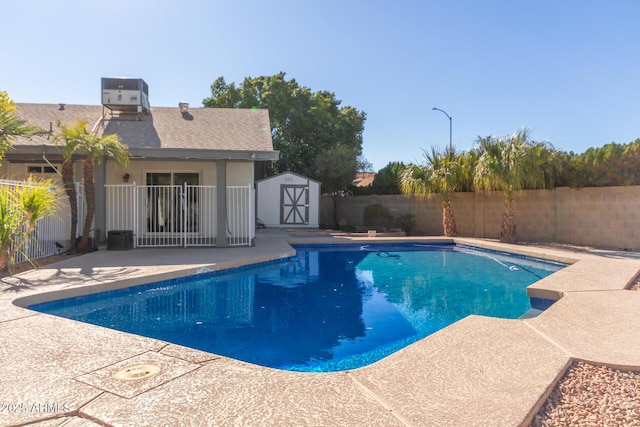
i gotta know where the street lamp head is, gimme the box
[432,107,451,119]
[431,107,453,150]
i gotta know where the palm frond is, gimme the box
[0,95,44,157]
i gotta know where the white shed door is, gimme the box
[280,185,309,225]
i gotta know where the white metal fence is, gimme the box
[105,184,253,247]
[1,179,85,264]
[226,186,253,247]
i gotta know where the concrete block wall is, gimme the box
[407,194,442,235]
[322,186,640,250]
[554,186,640,250]
[331,194,442,235]
[448,192,476,237]
[511,189,557,243]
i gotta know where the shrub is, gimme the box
[363,204,392,228]
[0,179,61,273]
[397,213,416,235]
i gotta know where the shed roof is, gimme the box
[255,171,321,185]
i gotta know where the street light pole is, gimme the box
[432,107,452,151]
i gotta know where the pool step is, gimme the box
[519,308,544,319]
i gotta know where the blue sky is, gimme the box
[3,1,639,170]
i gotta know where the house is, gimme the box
[1,78,279,248]
[352,172,375,188]
[256,172,321,228]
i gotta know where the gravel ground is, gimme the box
[532,274,640,427]
[531,361,640,427]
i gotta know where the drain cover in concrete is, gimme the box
[114,364,161,381]
[76,352,200,398]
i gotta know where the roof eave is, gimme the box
[5,144,279,162]
[128,148,279,161]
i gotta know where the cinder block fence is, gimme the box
[322,186,640,251]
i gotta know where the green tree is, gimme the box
[54,121,129,252]
[456,149,480,192]
[0,179,62,273]
[202,73,367,178]
[0,91,43,163]
[313,145,360,226]
[400,146,463,237]
[371,161,406,195]
[565,140,640,187]
[474,128,563,243]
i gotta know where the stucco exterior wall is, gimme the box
[105,159,217,186]
[324,186,640,250]
[103,158,254,186]
[0,160,81,183]
[227,161,254,186]
[3,158,252,187]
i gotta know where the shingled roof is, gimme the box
[10,103,278,161]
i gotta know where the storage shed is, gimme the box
[256,172,321,228]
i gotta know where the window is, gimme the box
[27,165,59,174]
[146,172,199,186]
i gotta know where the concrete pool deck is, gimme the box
[1,233,639,426]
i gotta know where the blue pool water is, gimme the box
[29,243,564,372]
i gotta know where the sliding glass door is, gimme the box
[146,172,199,233]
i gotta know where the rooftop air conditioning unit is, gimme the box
[101,77,150,114]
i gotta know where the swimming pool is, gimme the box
[29,243,564,372]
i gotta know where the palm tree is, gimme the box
[54,120,84,252]
[400,146,462,237]
[55,120,129,253]
[371,161,406,194]
[457,149,480,193]
[0,91,43,162]
[80,129,129,252]
[0,179,62,273]
[474,128,563,244]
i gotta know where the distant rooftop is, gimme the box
[352,172,375,187]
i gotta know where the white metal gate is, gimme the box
[106,183,252,247]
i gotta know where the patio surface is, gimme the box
[1,232,639,426]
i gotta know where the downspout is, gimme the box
[90,114,105,135]
[42,122,62,177]
[42,146,62,177]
